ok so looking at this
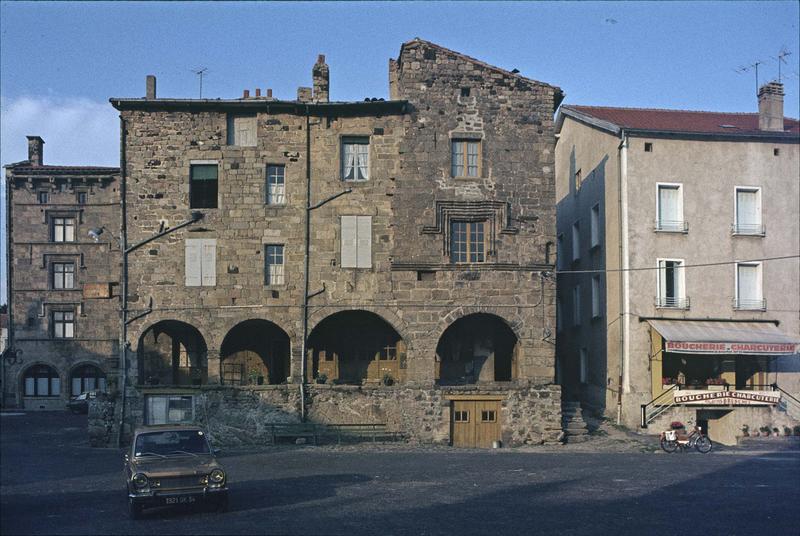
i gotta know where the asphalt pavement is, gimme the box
[1,411,798,536]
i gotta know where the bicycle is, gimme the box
[660,421,713,453]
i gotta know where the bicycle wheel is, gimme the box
[695,435,713,453]
[660,437,678,453]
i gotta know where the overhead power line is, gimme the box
[556,254,799,275]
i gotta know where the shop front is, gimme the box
[643,319,800,443]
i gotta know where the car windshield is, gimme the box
[134,430,211,457]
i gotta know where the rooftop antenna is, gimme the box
[773,47,792,83]
[190,67,208,98]
[734,60,763,95]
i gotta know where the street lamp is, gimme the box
[90,212,204,447]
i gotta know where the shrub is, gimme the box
[793,425,800,436]
[760,426,771,436]
[315,373,327,385]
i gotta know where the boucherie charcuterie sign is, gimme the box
[665,341,800,355]
[674,390,781,405]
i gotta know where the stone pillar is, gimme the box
[146,75,157,100]
[312,54,329,103]
[26,136,44,166]
[206,349,221,385]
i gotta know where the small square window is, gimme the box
[460,87,471,97]
[645,142,653,152]
[773,148,780,156]
[450,221,486,263]
[38,191,49,204]
[227,114,257,146]
[454,410,470,423]
[481,410,496,422]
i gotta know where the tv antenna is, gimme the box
[773,47,792,82]
[190,67,208,98]
[734,60,763,95]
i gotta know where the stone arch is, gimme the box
[435,312,520,385]
[67,361,107,396]
[220,319,291,385]
[137,320,208,386]
[19,362,63,398]
[307,310,406,385]
[307,305,409,343]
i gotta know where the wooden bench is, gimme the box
[321,423,401,444]
[267,423,319,445]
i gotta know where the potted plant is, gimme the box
[382,373,395,386]
[315,373,328,385]
[760,426,771,437]
[741,425,750,437]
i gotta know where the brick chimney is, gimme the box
[758,81,784,131]
[26,136,44,166]
[312,54,329,103]
[297,86,312,103]
[146,75,157,99]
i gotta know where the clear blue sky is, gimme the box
[1,1,799,303]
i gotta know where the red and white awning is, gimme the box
[648,320,800,355]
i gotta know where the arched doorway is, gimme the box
[220,320,291,385]
[70,364,106,395]
[138,321,207,385]
[308,310,405,385]
[436,313,519,384]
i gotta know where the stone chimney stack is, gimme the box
[297,87,312,103]
[27,136,44,166]
[312,54,329,103]
[146,75,157,99]
[758,81,784,131]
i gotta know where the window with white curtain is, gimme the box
[341,137,370,181]
[451,139,481,177]
[736,262,764,309]
[265,244,285,285]
[735,187,763,235]
[266,165,286,205]
[656,184,684,232]
[657,259,687,308]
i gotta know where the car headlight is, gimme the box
[209,469,225,484]
[132,473,149,489]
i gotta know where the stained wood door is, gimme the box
[451,400,501,448]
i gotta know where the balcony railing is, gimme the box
[733,297,767,311]
[655,296,691,309]
[731,222,766,236]
[654,219,689,233]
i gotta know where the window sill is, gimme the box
[451,175,482,180]
[653,229,689,235]
[731,232,766,238]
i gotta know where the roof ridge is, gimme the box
[566,104,799,121]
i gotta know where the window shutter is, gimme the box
[356,216,372,268]
[341,216,358,268]
[737,190,759,225]
[738,264,758,301]
[659,186,681,223]
[185,240,202,286]
[201,239,217,286]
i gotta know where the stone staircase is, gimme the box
[561,400,590,443]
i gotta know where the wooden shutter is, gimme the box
[185,240,202,286]
[356,216,372,268]
[341,216,357,268]
[201,239,217,286]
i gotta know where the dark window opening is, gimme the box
[645,142,653,152]
[774,148,780,156]
[460,87,471,97]
[417,270,436,281]
[76,191,88,204]
[190,164,218,209]
[38,191,49,204]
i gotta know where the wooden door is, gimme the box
[451,400,501,448]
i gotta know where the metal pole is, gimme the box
[117,116,128,448]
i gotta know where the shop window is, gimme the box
[265,244,285,285]
[145,395,194,425]
[24,365,60,397]
[657,259,687,308]
[52,217,76,242]
[734,187,763,235]
[656,183,686,232]
[185,238,216,287]
[227,114,257,146]
[451,139,481,177]
[189,163,218,209]
[71,364,106,396]
[341,137,369,181]
[450,221,486,263]
[341,216,372,268]
[52,262,75,290]
[52,310,75,339]
[266,164,286,205]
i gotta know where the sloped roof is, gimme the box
[559,105,799,139]
[4,162,119,174]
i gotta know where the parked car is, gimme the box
[66,390,100,414]
[124,425,228,519]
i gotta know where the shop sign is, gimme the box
[674,390,780,406]
[666,340,799,355]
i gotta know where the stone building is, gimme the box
[108,39,563,447]
[554,82,800,444]
[3,137,120,409]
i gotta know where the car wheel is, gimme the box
[129,498,143,520]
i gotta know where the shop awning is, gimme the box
[648,320,800,355]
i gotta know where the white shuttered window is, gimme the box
[185,239,217,287]
[341,216,372,268]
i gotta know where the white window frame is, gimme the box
[655,182,685,232]
[734,261,764,310]
[185,238,217,287]
[52,217,76,243]
[572,285,581,327]
[340,216,372,268]
[341,137,370,182]
[656,258,687,308]
[590,204,600,248]
[145,394,195,425]
[571,221,580,262]
[591,275,601,318]
[579,348,588,384]
[733,186,763,236]
[265,244,285,286]
[266,164,286,205]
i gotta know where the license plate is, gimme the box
[165,496,197,505]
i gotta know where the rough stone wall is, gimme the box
[4,165,120,409]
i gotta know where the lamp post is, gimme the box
[89,211,204,448]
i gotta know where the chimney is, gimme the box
[267,89,273,99]
[297,86,312,103]
[27,136,44,166]
[243,89,250,99]
[255,88,261,97]
[312,54,329,103]
[758,81,784,131]
[146,75,157,99]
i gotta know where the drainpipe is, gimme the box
[300,107,311,422]
[117,115,128,448]
[2,177,14,408]
[616,130,629,425]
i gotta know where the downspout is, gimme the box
[616,130,629,425]
[116,115,128,448]
[2,176,13,408]
[300,106,311,421]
